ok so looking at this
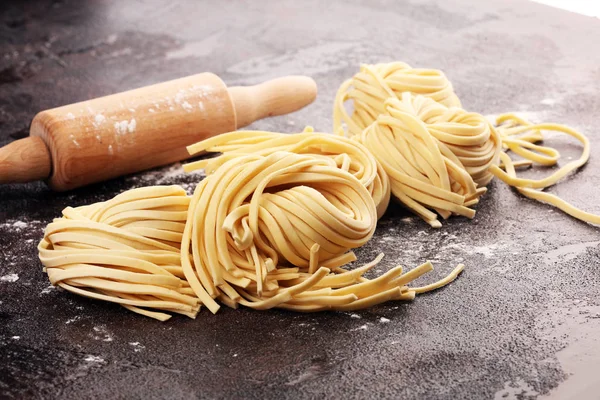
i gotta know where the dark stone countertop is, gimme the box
[1,1,600,399]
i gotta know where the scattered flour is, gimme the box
[12,221,27,229]
[136,162,188,184]
[128,118,136,133]
[69,134,80,148]
[11,336,20,340]
[129,342,145,352]
[114,119,136,135]
[349,313,361,319]
[84,355,105,363]
[1,274,19,283]
[66,316,81,325]
[66,112,75,120]
[41,285,55,294]
[174,90,185,105]
[91,325,114,342]
[380,317,391,323]
[540,98,557,106]
[353,324,369,331]
[93,114,106,127]
[181,101,193,111]
[443,243,499,259]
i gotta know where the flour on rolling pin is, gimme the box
[0,73,317,191]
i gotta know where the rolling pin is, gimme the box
[0,73,317,191]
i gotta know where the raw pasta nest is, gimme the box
[351,92,501,227]
[334,61,596,227]
[38,186,200,321]
[334,61,461,137]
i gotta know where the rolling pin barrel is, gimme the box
[0,73,317,191]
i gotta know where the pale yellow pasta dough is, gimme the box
[334,62,461,137]
[39,151,464,319]
[185,127,391,219]
[492,113,600,225]
[39,185,199,321]
[352,93,500,228]
[181,149,463,313]
[334,61,599,227]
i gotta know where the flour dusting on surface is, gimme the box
[1,274,19,283]
[84,355,105,363]
[12,221,27,229]
[129,342,145,352]
[40,285,55,294]
[91,325,114,342]
[66,316,81,325]
[134,162,197,186]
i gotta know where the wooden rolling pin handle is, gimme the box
[0,136,51,183]
[229,76,317,128]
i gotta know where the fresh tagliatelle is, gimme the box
[334,61,600,227]
[180,149,463,314]
[38,147,464,320]
[334,62,461,137]
[184,128,391,219]
[38,186,199,321]
[490,114,600,225]
[354,93,500,228]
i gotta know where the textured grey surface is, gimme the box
[1,0,600,399]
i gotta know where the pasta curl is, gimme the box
[493,113,600,225]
